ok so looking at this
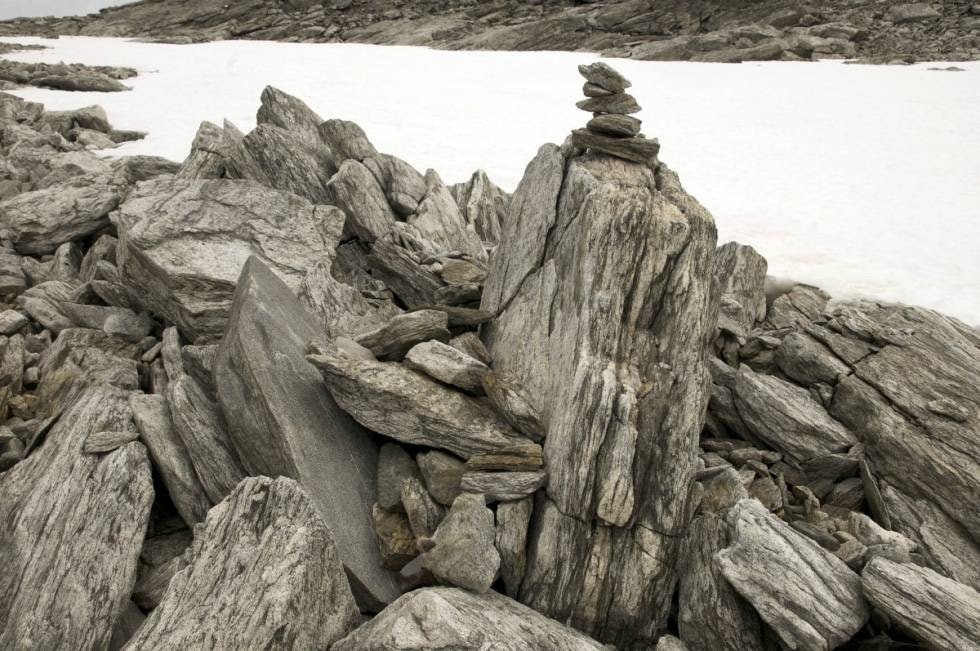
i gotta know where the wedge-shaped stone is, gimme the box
[460,470,547,503]
[214,256,399,609]
[326,159,398,243]
[0,173,121,255]
[449,169,510,246]
[124,476,361,650]
[496,497,533,598]
[404,339,489,393]
[354,309,450,361]
[712,361,856,465]
[716,499,869,651]
[333,587,606,650]
[570,129,660,163]
[862,556,980,651]
[409,169,486,261]
[131,393,211,526]
[714,241,768,330]
[0,385,153,650]
[422,493,499,593]
[167,374,244,504]
[309,346,538,460]
[113,178,344,342]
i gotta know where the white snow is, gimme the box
[2,36,978,324]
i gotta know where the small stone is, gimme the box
[481,373,544,440]
[460,470,547,503]
[448,332,492,366]
[570,129,660,164]
[403,340,490,394]
[421,493,500,593]
[401,477,445,539]
[417,450,465,506]
[354,309,450,361]
[0,310,28,335]
[582,82,613,97]
[576,93,641,115]
[577,62,632,93]
[377,443,423,512]
[465,447,544,472]
[372,504,418,571]
[586,114,641,137]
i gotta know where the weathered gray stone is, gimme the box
[83,429,140,453]
[716,499,868,651]
[309,345,539,460]
[124,477,361,650]
[354,309,450,361]
[404,339,489,393]
[214,256,398,609]
[177,121,226,179]
[460,470,547,503]
[586,114,641,137]
[570,130,660,163]
[0,385,153,651]
[409,169,486,261]
[576,93,641,115]
[113,177,344,341]
[715,242,767,330]
[130,393,211,526]
[0,173,121,255]
[495,496,533,598]
[482,372,544,440]
[333,587,605,650]
[417,449,466,506]
[449,169,510,246]
[422,493,500,593]
[862,556,980,651]
[373,504,418,571]
[578,62,632,93]
[401,476,446,539]
[377,442,423,512]
[364,153,426,216]
[326,159,398,243]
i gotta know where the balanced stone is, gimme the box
[570,129,660,163]
[587,114,642,138]
[576,93,641,115]
[578,62,632,93]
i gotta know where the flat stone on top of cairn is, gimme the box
[571,61,660,164]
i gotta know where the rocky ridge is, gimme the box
[0,60,977,651]
[1,0,979,64]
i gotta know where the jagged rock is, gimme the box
[586,113,641,137]
[367,227,447,308]
[826,303,980,544]
[213,256,398,608]
[373,504,417,571]
[401,476,446,539]
[711,359,856,464]
[177,121,225,179]
[422,493,500,592]
[124,477,361,650]
[449,169,509,246]
[377,442,423,512]
[481,144,565,314]
[715,242,767,330]
[716,499,868,651]
[0,385,153,650]
[0,173,121,255]
[167,374,244,503]
[570,129,660,163]
[309,345,539,460]
[775,331,851,386]
[130,393,211,526]
[460,470,547,503]
[326,159,398,243]
[862,556,980,650]
[133,555,187,612]
[483,154,716,644]
[298,259,401,339]
[333,587,605,650]
[113,177,343,341]
[238,122,338,203]
[410,170,487,261]
[575,94,641,115]
[109,601,145,651]
[481,372,544,440]
[364,153,426,216]
[765,284,829,329]
[60,303,154,342]
[318,119,378,161]
[449,331,492,365]
[354,309,450,361]
[578,62,631,93]
[495,496,533,598]
[404,339,489,393]
[417,449,465,506]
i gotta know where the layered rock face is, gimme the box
[1,0,977,64]
[0,60,977,651]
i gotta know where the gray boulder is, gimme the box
[214,256,399,609]
[421,494,500,593]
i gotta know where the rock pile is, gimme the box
[0,62,977,651]
[570,61,660,164]
[0,43,136,93]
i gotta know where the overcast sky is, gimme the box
[0,0,135,20]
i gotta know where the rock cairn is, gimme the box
[570,61,660,164]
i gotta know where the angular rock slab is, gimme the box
[422,493,500,593]
[332,587,606,650]
[484,155,717,644]
[214,256,399,609]
[113,177,344,342]
[716,499,869,651]
[862,556,980,651]
[0,385,153,650]
[309,347,538,460]
[123,477,361,650]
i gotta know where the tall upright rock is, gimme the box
[481,63,718,645]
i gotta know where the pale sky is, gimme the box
[0,0,135,20]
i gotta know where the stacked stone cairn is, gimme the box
[570,61,661,164]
